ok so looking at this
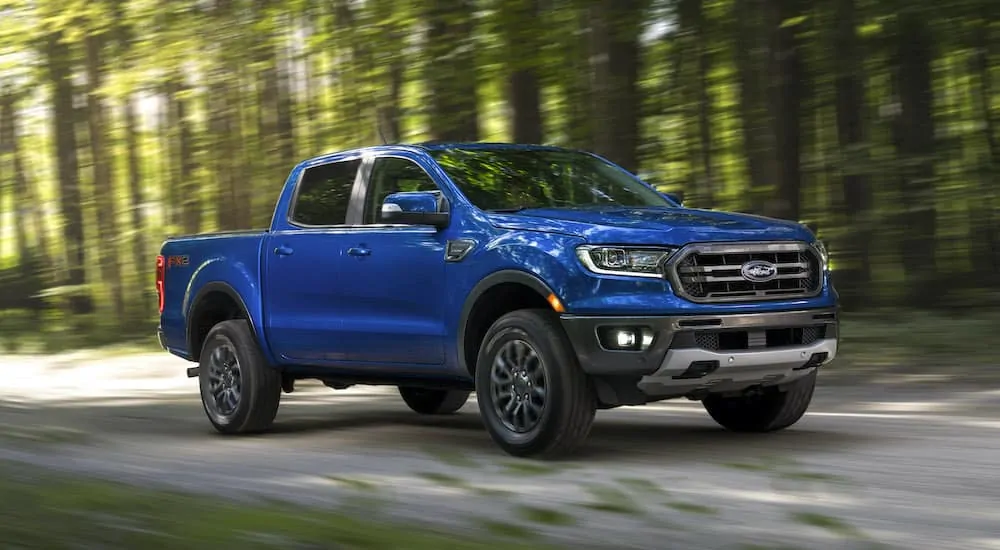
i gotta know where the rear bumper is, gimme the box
[559,308,838,395]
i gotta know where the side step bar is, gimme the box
[186,367,200,378]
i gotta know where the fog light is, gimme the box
[616,330,636,348]
[597,326,654,351]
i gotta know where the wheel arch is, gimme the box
[186,282,261,361]
[457,270,560,376]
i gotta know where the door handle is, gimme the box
[347,247,371,257]
[273,245,294,256]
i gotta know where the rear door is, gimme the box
[331,154,449,365]
[262,156,364,363]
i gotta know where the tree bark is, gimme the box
[45,31,93,315]
[832,0,873,303]
[892,8,938,301]
[590,0,644,174]
[766,0,805,221]
[968,18,999,286]
[502,0,544,144]
[423,0,480,142]
[85,32,126,322]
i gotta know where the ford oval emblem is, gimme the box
[740,260,778,282]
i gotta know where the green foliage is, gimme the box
[0,0,997,347]
[0,463,552,549]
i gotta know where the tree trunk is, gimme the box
[734,0,775,213]
[678,0,715,207]
[590,0,644,174]
[276,45,296,171]
[84,33,126,323]
[376,57,404,143]
[123,94,151,317]
[562,6,593,149]
[968,19,999,286]
[423,0,480,142]
[0,91,34,259]
[255,0,281,225]
[831,0,873,304]
[173,79,200,235]
[766,0,805,221]
[45,31,93,315]
[502,0,544,144]
[893,8,938,302]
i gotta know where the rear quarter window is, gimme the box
[289,159,361,226]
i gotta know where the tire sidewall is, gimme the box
[475,312,574,453]
[198,323,256,432]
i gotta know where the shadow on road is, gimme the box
[0,392,878,465]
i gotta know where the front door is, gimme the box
[332,155,449,365]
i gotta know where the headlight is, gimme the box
[811,240,829,271]
[576,245,676,278]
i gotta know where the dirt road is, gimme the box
[2,351,999,549]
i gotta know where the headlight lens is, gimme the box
[576,246,676,278]
[812,240,829,271]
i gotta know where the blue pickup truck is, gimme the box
[156,142,838,458]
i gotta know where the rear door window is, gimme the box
[289,159,362,226]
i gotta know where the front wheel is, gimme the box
[702,370,817,432]
[198,320,282,434]
[398,387,470,415]
[475,309,596,458]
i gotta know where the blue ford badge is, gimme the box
[740,260,778,282]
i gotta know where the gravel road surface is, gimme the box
[2,351,999,549]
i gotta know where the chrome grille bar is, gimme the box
[665,241,823,304]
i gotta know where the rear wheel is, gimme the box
[702,370,817,432]
[475,309,596,458]
[398,387,470,415]
[198,320,281,434]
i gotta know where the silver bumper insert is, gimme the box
[637,338,837,396]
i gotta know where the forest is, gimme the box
[0,0,997,350]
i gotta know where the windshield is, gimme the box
[428,147,673,212]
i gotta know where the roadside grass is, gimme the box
[0,462,551,549]
[421,446,479,468]
[514,505,577,527]
[831,310,999,381]
[0,425,94,446]
[664,502,718,516]
[579,484,643,515]
[417,471,470,489]
[790,511,863,538]
[500,460,565,476]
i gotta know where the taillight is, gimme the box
[156,255,165,314]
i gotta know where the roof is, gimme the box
[298,141,580,168]
[409,141,572,152]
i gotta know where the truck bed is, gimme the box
[158,230,269,360]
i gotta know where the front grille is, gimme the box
[668,242,822,303]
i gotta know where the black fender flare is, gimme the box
[456,270,557,373]
[185,281,257,358]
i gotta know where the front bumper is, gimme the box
[560,308,838,396]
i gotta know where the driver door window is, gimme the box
[364,157,441,224]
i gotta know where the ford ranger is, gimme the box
[156,142,838,458]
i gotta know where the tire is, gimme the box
[475,308,596,458]
[702,370,817,432]
[198,319,282,434]
[399,387,470,415]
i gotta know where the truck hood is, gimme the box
[486,206,813,245]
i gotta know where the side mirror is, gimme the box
[661,191,684,206]
[381,191,450,228]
